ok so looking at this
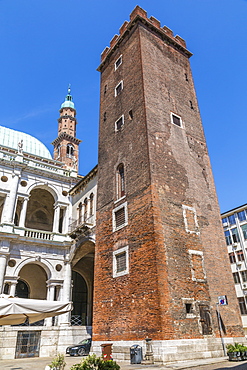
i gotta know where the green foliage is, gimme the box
[226,342,247,353]
[49,353,66,370]
[70,354,120,370]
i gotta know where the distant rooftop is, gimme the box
[0,125,52,159]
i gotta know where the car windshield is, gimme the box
[78,339,89,345]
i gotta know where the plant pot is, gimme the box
[228,351,242,361]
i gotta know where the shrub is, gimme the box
[48,353,66,370]
[70,354,120,370]
[226,342,247,354]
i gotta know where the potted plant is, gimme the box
[226,342,247,361]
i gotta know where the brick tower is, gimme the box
[93,6,245,362]
[52,86,81,171]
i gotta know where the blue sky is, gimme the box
[0,0,246,213]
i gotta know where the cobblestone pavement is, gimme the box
[0,356,247,370]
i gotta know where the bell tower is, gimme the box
[52,86,81,171]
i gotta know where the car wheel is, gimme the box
[78,348,86,356]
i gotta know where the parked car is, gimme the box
[66,338,92,356]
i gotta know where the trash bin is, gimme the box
[101,343,113,360]
[130,344,142,364]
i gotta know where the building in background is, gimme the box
[0,90,96,359]
[222,205,247,336]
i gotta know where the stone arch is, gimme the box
[16,262,48,299]
[14,257,53,280]
[25,187,55,231]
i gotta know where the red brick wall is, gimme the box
[93,12,244,342]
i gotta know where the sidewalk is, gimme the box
[0,356,245,370]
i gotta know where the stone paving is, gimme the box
[0,356,246,370]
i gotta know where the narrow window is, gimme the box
[224,230,232,246]
[231,228,240,243]
[171,113,182,127]
[238,210,246,222]
[228,214,236,225]
[78,202,83,224]
[241,271,247,283]
[115,115,124,131]
[89,193,94,217]
[233,272,240,284]
[67,144,74,157]
[189,100,194,110]
[237,250,245,262]
[185,303,192,314]
[222,217,228,227]
[241,224,247,240]
[115,55,122,70]
[115,81,123,96]
[113,202,128,232]
[104,85,107,95]
[103,112,107,122]
[113,245,129,278]
[229,252,236,264]
[84,198,88,222]
[185,73,189,81]
[129,110,133,120]
[57,145,61,158]
[117,164,125,199]
[238,297,247,315]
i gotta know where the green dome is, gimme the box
[0,125,52,159]
[60,86,75,110]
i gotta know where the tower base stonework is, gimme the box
[92,337,240,363]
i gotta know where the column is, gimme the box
[0,255,8,294]
[9,281,18,296]
[2,172,20,224]
[52,205,60,233]
[45,283,56,326]
[58,262,72,326]
[18,197,29,228]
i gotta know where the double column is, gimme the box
[0,243,10,294]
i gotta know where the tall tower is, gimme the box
[52,87,81,171]
[93,6,245,362]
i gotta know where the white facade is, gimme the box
[222,204,247,335]
[0,108,97,359]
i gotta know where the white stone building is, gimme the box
[0,90,97,359]
[222,205,247,336]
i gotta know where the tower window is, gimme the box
[129,110,133,120]
[116,163,125,199]
[57,145,61,158]
[115,55,122,70]
[115,115,124,131]
[67,144,74,158]
[171,113,182,127]
[112,201,128,232]
[104,84,107,95]
[189,101,194,110]
[113,245,129,278]
[115,81,123,96]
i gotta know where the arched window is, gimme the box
[57,145,61,158]
[78,202,83,223]
[67,144,74,158]
[117,164,125,199]
[16,279,29,298]
[89,193,94,217]
[84,198,88,222]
